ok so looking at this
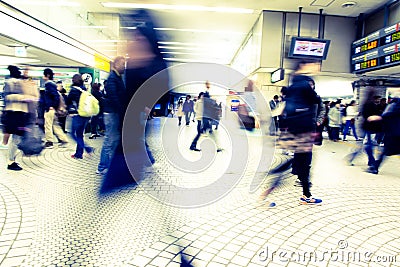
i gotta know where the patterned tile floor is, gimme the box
[0,116,399,267]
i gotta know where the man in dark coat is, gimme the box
[366,95,400,174]
[276,60,322,205]
[97,56,126,175]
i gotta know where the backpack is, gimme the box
[18,126,44,156]
[56,92,68,117]
[73,86,100,117]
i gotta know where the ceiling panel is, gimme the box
[1,0,390,70]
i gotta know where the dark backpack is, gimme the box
[56,92,68,117]
[18,127,44,156]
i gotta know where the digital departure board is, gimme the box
[351,22,400,73]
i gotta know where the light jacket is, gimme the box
[3,78,29,113]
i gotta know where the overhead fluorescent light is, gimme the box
[120,27,137,30]
[158,46,207,51]
[0,55,40,65]
[101,3,254,14]
[160,51,227,59]
[163,57,229,64]
[12,0,80,7]
[158,41,215,47]
[155,27,245,35]
[68,25,108,29]
[160,51,207,55]
[83,40,127,43]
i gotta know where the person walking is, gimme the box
[2,66,34,170]
[56,81,68,133]
[182,95,194,126]
[277,60,322,205]
[176,99,184,126]
[89,83,104,139]
[66,74,93,159]
[42,68,68,148]
[97,56,126,175]
[190,92,204,151]
[361,93,383,167]
[328,101,341,142]
[366,94,400,174]
[269,95,280,135]
[342,100,360,141]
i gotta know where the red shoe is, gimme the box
[71,154,83,159]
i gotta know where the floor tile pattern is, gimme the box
[0,116,399,267]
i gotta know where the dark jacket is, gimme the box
[43,80,59,112]
[283,75,320,134]
[183,100,194,113]
[125,58,168,112]
[103,69,126,115]
[91,88,104,113]
[382,98,400,156]
[362,101,383,133]
[203,97,219,120]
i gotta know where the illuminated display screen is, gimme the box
[288,37,330,60]
[354,40,379,54]
[381,31,400,45]
[380,51,400,65]
[352,21,400,73]
[353,59,378,71]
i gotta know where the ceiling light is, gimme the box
[69,25,108,29]
[160,51,207,55]
[158,46,207,51]
[101,2,254,14]
[342,1,357,8]
[158,41,214,47]
[163,57,229,64]
[83,40,127,43]
[155,27,245,35]
[0,55,40,65]
[160,51,228,58]
[13,0,80,7]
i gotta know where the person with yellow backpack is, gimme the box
[66,74,99,159]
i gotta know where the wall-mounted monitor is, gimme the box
[271,68,285,83]
[288,37,331,60]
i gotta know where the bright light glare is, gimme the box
[154,28,245,35]
[101,2,254,13]
[12,0,80,7]
[0,55,40,65]
[164,57,229,64]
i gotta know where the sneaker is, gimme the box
[190,147,201,152]
[85,147,94,157]
[71,154,83,160]
[96,169,108,175]
[365,166,378,174]
[58,141,68,148]
[44,142,54,149]
[299,195,322,205]
[217,148,223,153]
[7,162,22,171]
[0,144,8,150]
